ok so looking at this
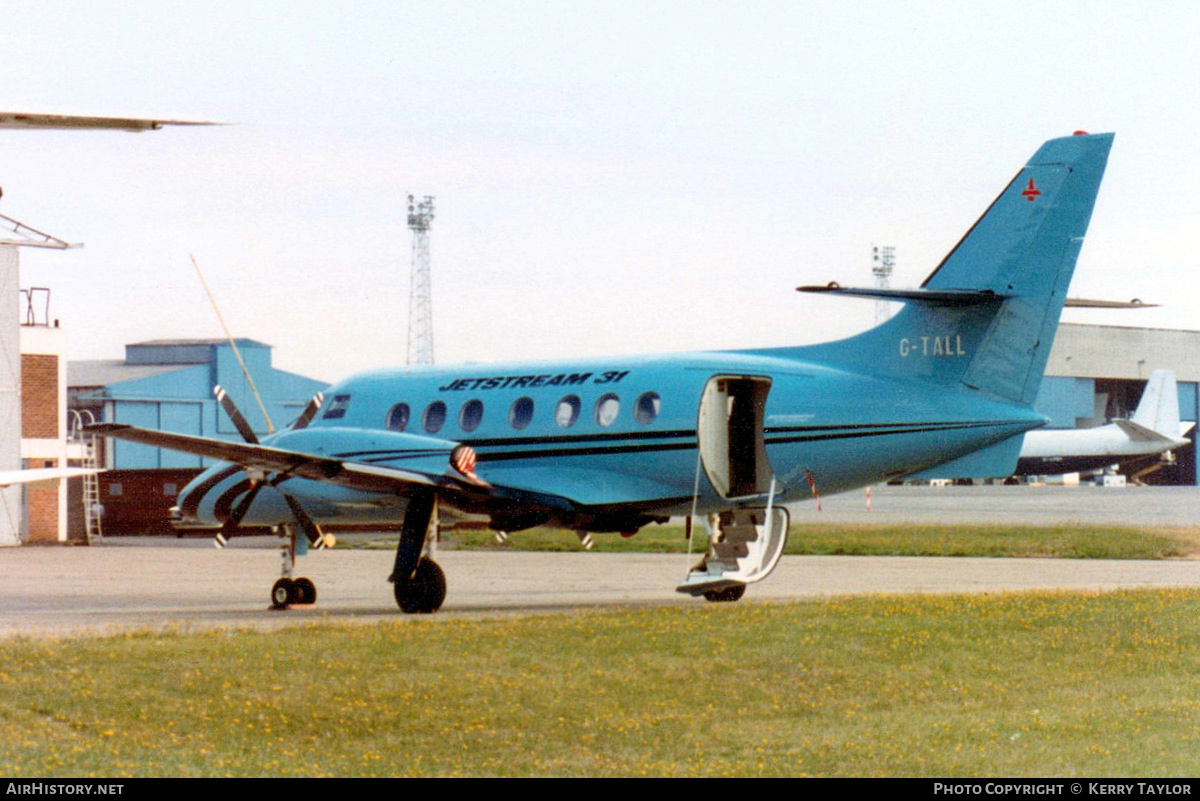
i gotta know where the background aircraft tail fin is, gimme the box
[1129,369,1184,439]
[792,132,1114,406]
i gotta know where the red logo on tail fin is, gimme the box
[1021,178,1041,202]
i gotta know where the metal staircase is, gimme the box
[70,411,103,544]
[676,504,790,599]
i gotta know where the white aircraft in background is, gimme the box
[1015,369,1192,477]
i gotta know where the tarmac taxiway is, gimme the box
[1,484,1197,637]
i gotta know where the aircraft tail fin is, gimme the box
[791,132,1114,407]
[1129,369,1184,440]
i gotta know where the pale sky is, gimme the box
[1,1,1198,383]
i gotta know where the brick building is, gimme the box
[20,323,72,542]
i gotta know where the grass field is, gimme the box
[5,589,1200,777]
[437,522,1200,560]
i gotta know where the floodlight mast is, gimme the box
[871,245,895,325]
[406,194,436,366]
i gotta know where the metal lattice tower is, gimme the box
[406,194,436,365]
[871,245,895,325]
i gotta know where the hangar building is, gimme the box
[1036,322,1199,485]
[69,339,327,535]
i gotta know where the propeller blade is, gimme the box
[283,493,327,548]
[214,386,259,444]
[291,392,325,431]
[214,481,263,548]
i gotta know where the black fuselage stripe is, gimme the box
[764,421,1026,445]
[190,419,1030,513]
[475,442,697,462]
[329,420,1022,461]
[463,421,1027,463]
[463,429,697,447]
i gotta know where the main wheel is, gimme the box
[271,578,295,610]
[394,558,447,614]
[703,584,746,603]
[293,577,317,605]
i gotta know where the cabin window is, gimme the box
[385,403,410,432]
[459,399,484,432]
[634,392,660,425]
[322,394,351,419]
[594,393,620,427]
[423,401,447,434]
[555,395,581,428]
[509,396,534,430]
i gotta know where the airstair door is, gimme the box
[697,375,775,499]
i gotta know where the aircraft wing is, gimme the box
[0,467,103,488]
[0,111,224,131]
[85,423,574,509]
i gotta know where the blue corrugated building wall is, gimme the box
[71,339,328,469]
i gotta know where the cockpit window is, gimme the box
[322,394,351,420]
[385,403,410,432]
[423,401,447,434]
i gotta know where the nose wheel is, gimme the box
[268,525,318,610]
[270,576,317,609]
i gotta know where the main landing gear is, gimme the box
[389,488,447,614]
[269,525,319,610]
[393,558,446,614]
[261,492,447,614]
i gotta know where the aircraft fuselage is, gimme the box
[177,348,1045,533]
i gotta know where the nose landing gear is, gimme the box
[267,525,318,610]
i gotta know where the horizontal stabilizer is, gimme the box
[904,433,1027,480]
[796,284,1008,306]
[1064,298,1158,309]
[1112,419,1189,447]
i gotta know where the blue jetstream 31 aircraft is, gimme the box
[90,132,1115,613]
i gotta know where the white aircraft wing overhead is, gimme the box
[0,467,103,488]
[0,111,224,131]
